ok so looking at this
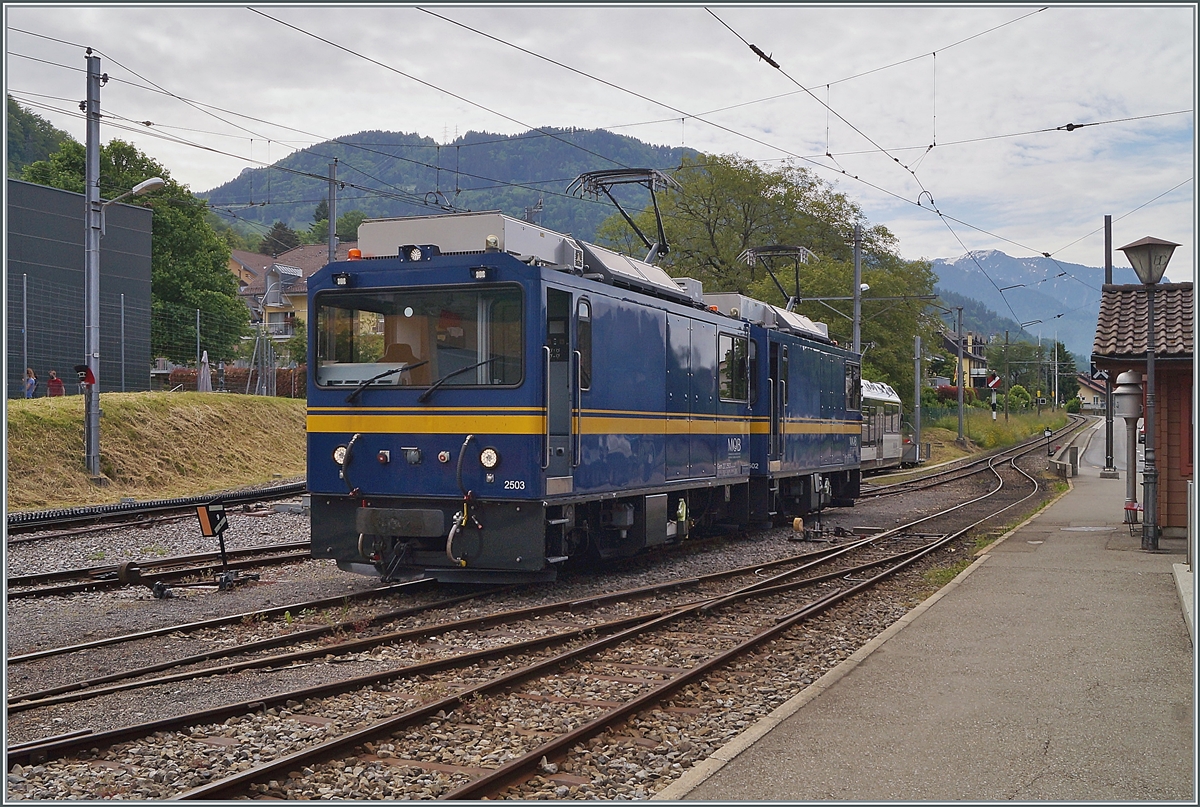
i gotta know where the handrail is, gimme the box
[781,379,787,440]
[768,378,776,457]
[572,349,583,468]
[541,345,551,470]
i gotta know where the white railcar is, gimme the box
[861,379,903,472]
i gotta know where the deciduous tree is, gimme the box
[594,153,937,406]
[21,139,248,364]
[336,209,367,242]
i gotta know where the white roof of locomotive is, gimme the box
[357,211,693,302]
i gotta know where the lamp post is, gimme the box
[83,175,165,479]
[1118,236,1179,551]
[1113,371,1143,524]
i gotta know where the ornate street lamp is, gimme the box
[1118,236,1179,551]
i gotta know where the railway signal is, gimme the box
[192,500,259,594]
[987,373,1001,420]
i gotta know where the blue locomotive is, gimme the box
[307,210,862,582]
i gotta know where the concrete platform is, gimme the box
[658,421,1195,802]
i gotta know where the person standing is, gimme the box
[46,370,65,397]
[23,368,37,398]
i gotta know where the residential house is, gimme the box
[228,249,264,291]
[234,242,357,341]
[1091,281,1193,537]
[1075,373,1108,414]
[941,330,990,390]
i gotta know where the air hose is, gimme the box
[447,434,476,567]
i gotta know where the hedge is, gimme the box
[167,365,306,398]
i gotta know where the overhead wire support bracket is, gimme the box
[567,168,681,264]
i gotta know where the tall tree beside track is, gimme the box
[21,138,249,364]
[594,153,939,407]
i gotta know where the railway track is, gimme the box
[6,447,1054,799]
[5,481,306,537]
[5,537,917,713]
[5,541,314,600]
[860,414,1084,499]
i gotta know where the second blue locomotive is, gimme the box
[307,211,861,582]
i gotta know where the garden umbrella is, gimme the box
[197,350,213,392]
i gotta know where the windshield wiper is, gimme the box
[345,360,429,404]
[417,357,499,404]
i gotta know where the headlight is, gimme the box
[408,246,424,261]
[333,445,348,465]
[479,447,499,469]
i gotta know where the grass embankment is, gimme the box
[6,393,306,512]
[922,409,1070,464]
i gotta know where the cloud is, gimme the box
[5,4,1194,279]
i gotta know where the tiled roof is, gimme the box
[230,249,269,273]
[940,331,987,362]
[1092,282,1193,359]
[1075,373,1107,395]
[237,242,358,298]
[271,242,358,277]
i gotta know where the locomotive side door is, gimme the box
[768,341,787,471]
[665,313,691,480]
[544,289,574,492]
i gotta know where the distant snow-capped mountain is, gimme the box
[932,251,1141,359]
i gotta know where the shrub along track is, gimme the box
[5,450,1055,800]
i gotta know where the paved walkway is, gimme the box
[658,421,1195,802]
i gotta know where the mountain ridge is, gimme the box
[932,251,1142,358]
[200,127,696,244]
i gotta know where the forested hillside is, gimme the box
[934,289,1037,343]
[7,96,76,177]
[201,128,695,243]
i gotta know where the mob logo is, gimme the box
[727,436,743,455]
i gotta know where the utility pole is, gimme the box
[1053,331,1058,409]
[1004,331,1010,422]
[83,49,103,479]
[852,223,862,354]
[1101,214,1118,478]
[913,335,922,463]
[327,159,338,265]
[956,306,964,444]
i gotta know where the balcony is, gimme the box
[264,322,295,337]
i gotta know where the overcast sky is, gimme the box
[6,4,1196,293]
